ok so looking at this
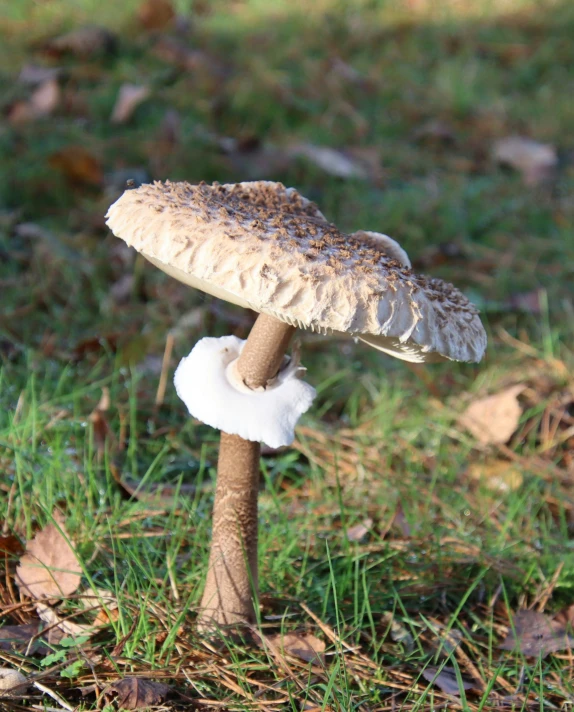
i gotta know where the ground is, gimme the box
[1,0,574,709]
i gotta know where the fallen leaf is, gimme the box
[381,612,414,653]
[422,666,475,696]
[49,146,103,187]
[288,143,369,179]
[72,334,120,362]
[458,385,524,445]
[137,0,175,30]
[554,605,574,628]
[29,79,60,116]
[111,84,151,124]
[0,623,49,655]
[268,632,325,664]
[7,79,60,125]
[499,609,574,658]
[44,26,117,58]
[152,37,223,74]
[346,518,373,542]
[0,668,28,695]
[79,588,119,624]
[35,601,94,642]
[16,514,82,600]
[506,289,544,315]
[493,136,557,186]
[0,534,24,556]
[414,119,456,144]
[467,460,523,492]
[105,677,171,709]
[18,64,63,85]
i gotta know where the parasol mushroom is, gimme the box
[106,180,486,629]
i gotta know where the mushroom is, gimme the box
[106,180,486,629]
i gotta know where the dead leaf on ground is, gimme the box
[105,677,171,710]
[152,37,224,75]
[466,460,523,492]
[268,632,325,664]
[346,518,373,542]
[49,146,103,187]
[288,143,369,179]
[493,136,557,186]
[18,64,63,85]
[111,84,151,124]
[7,79,60,124]
[29,79,60,116]
[79,588,119,625]
[506,289,544,315]
[0,623,50,655]
[35,601,94,642]
[499,609,574,658]
[422,666,476,696]
[137,0,175,30]
[0,533,24,556]
[414,119,456,145]
[0,668,28,695]
[16,513,82,600]
[381,612,415,653]
[43,26,117,58]
[458,385,524,445]
[555,605,574,628]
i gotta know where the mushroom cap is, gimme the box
[106,180,486,363]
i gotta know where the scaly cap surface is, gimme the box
[106,180,486,363]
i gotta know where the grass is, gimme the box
[1,0,574,709]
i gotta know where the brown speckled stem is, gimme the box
[198,314,296,629]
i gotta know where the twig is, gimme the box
[33,681,74,711]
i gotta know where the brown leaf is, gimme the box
[44,26,117,58]
[49,146,103,187]
[79,588,119,625]
[137,0,175,30]
[493,136,557,186]
[381,612,414,653]
[6,79,60,125]
[0,534,24,556]
[106,677,171,709]
[18,64,63,85]
[466,460,523,492]
[35,601,94,642]
[422,666,475,696]
[458,385,524,445]
[268,632,325,664]
[499,609,574,658]
[506,289,544,315]
[288,143,369,179]
[16,514,82,600]
[554,604,574,628]
[111,84,151,124]
[346,518,373,542]
[0,623,49,655]
[29,79,60,116]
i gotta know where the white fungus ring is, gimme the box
[174,335,316,449]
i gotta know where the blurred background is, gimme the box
[2,0,573,365]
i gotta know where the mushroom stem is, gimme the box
[198,314,296,629]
